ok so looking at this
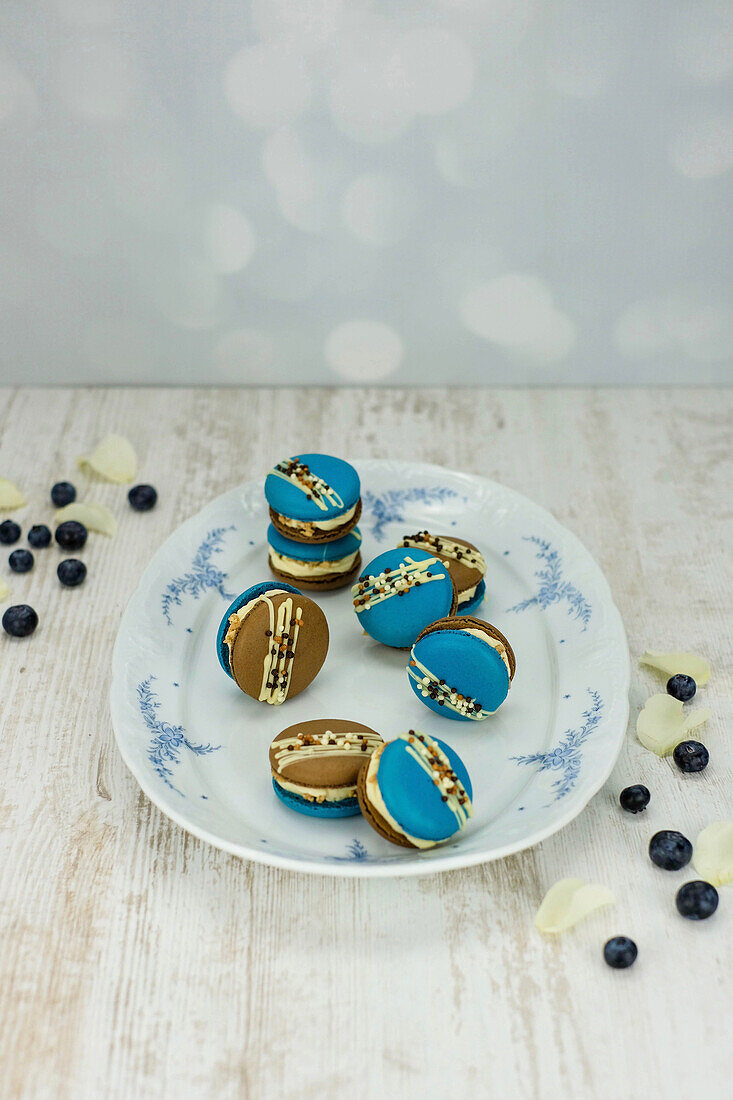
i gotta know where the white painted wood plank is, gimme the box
[0,387,730,1100]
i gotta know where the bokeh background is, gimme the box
[1,0,731,385]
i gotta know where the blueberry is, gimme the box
[2,603,38,637]
[55,520,87,551]
[128,483,158,512]
[57,558,87,587]
[28,524,52,549]
[0,520,21,545]
[619,784,650,814]
[676,880,718,920]
[666,674,696,702]
[603,936,638,969]
[649,829,693,871]
[51,481,77,507]
[673,740,709,773]
[9,549,33,573]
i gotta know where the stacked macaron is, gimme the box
[267,523,362,591]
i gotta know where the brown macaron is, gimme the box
[271,719,384,817]
[398,531,486,610]
[218,583,329,705]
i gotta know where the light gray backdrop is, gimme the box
[1,0,731,385]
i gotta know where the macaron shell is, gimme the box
[230,590,328,702]
[267,523,362,562]
[264,453,361,521]
[269,551,362,591]
[357,762,416,848]
[354,547,457,649]
[416,616,516,679]
[269,499,362,544]
[273,780,361,818]
[269,718,382,789]
[371,737,473,843]
[457,578,486,615]
[216,581,301,677]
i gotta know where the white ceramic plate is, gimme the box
[110,460,629,877]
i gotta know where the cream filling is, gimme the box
[363,745,436,849]
[272,772,358,803]
[459,628,511,676]
[223,589,289,672]
[269,549,359,578]
[457,583,479,603]
[276,502,357,533]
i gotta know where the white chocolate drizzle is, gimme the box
[259,594,303,704]
[399,532,486,574]
[407,652,492,719]
[399,732,473,828]
[273,730,383,773]
[269,458,344,513]
[352,555,446,613]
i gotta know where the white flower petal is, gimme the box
[693,822,733,887]
[636,693,711,756]
[55,501,117,537]
[639,650,711,686]
[535,878,615,933]
[77,434,137,483]
[0,478,26,510]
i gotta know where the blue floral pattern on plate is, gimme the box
[362,487,461,540]
[161,525,235,625]
[138,676,220,795]
[327,839,371,862]
[506,536,592,629]
[510,689,604,801]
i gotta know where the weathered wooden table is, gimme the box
[1,387,731,1099]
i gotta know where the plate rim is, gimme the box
[110,459,630,878]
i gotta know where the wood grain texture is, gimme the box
[0,387,731,1100]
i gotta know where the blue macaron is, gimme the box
[265,454,361,541]
[268,524,363,590]
[216,580,301,677]
[358,732,473,848]
[353,547,457,648]
[407,616,516,721]
[458,578,486,615]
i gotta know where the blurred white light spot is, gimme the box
[400,28,474,115]
[262,128,336,232]
[329,46,413,144]
[55,0,116,26]
[214,328,277,374]
[57,38,137,121]
[251,0,344,49]
[614,295,732,363]
[341,172,416,246]
[329,23,474,144]
[669,112,733,178]
[139,257,220,330]
[460,274,576,363]
[224,44,311,130]
[669,2,733,84]
[205,204,255,273]
[0,55,38,122]
[325,320,403,380]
